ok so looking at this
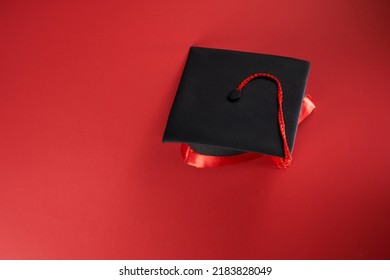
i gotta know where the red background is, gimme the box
[1,0,389,259]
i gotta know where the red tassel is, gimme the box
[238,73,292,168]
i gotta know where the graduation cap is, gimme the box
[163,47,315,168]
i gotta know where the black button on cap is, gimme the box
[227,89,242,102]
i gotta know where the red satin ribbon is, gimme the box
[181,95,316,168]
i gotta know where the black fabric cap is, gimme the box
[163,47,310,158]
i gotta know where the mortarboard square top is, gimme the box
[163,47,311,167]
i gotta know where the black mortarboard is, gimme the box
[163,47,312,168]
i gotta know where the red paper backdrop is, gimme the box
[1,0,389,259]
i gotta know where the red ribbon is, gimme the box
[181,95,315,168]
